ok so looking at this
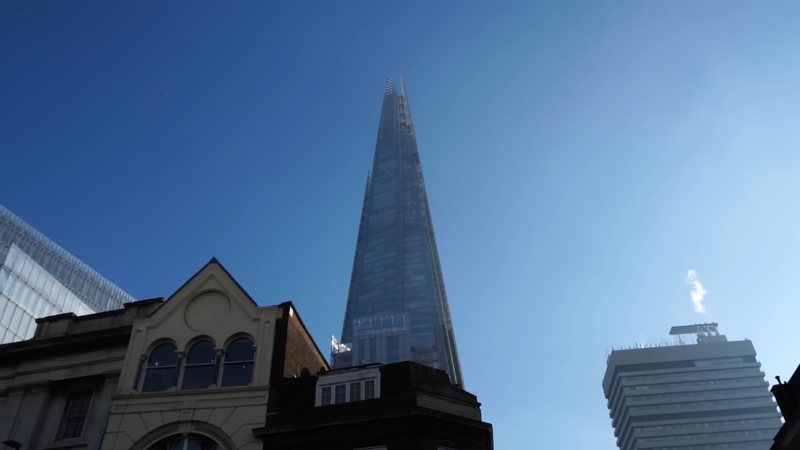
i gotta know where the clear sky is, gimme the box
[3,2,800,448]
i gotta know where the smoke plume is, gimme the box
[685,270,707,314]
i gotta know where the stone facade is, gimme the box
[0,300,160,450]
[0,258,328,450]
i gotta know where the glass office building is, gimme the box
[603,324,782,450]
[332,78,464,387]
[0,204,135,343]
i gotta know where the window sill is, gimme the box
[120,383,268,399]
[38,439,89,450]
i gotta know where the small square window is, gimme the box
[365,379,375,399]
[60,391,93,439]
[335,384,347,404]
[321,386,332,406]
[350,382,361,401]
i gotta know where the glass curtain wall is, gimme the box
[0,205,135,343]
[332,78,464,387]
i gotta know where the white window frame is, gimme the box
[315,366,381,406]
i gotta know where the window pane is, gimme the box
[350,382,361,401]
[386,335,399,363]
[142,367,175,392]
[34,270,46,292]
[224,338,255,362]
[9,307,23,333]
[150,434,220,450]
[321,386,332,405]
[186,341,216,365]
[365,379,375,399]
[148,343,178,367]
[19,286,31,310]
[187,435,221,450]
[220,362,254,387]
[1,303,15,327]
[43,277,54,298]
[60,391,92,439]
[1,271,12,296]
[335,384,346,404]
[181,365,216,390]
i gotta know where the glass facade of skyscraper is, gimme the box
[0,205,135,343]
[332,78,464,387]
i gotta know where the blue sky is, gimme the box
[3,2,800,447]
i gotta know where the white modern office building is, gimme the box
[0,204,134,343]
[603,323,782,450]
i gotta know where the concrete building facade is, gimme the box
[603,324,782,450]
[0,258,327,450]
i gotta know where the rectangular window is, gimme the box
[386,335,399,363]
[334,384,346,404]
[357,338,366,364]
[695,358,743,367]
[60,391,93,439]
[321,386,332,406]
[365,379,375,399]
[369,337,377,362]
[350,382,361,401]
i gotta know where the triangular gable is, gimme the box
[144,257,260,330]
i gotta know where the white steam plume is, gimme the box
[685,270,707,314]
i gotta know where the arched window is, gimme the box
[220,338,255,387]
[141,342,178,392]
[181,340,217,390]
[148,433,221,450]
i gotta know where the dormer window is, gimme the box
[141,342,178,392]
[365,379,375,399]
[316,367,380,406]
[180,340,217,390]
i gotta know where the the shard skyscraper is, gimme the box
[332,77,463,387]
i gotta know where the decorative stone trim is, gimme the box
[128,421,236,450]
[128,423,180,450]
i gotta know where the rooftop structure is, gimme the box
[256,360,492,450]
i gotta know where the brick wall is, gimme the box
[283,311,328,378]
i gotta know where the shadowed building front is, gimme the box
[255,361,493,450]
[331,78,463,387]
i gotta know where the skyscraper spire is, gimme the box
[332,78,464,387]
[385,76,396,95]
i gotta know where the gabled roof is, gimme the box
[164,257,259,307]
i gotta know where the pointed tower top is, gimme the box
[385,76,396,95]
